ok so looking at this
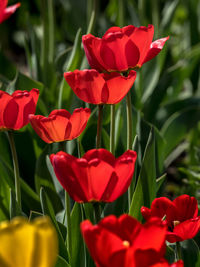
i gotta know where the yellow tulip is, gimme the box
[0,216,58,267]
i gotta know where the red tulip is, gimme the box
[141,194,200,243]
[64,69,136,104]
[0,89,39,130]
[82,25,169,72]
[29,108,91,143]
[0,0,20,24]
[81,214,183,267]
[50,149,137,202]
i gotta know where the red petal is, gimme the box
[50,152,89,202]
[133,218,166,253]
[0,2,20,23]
[142,36,169,64]
[87,158,116,201]
[130,24,154,66]
[109,150,137,201]
[30,111,72,143]
[83,148,116,165]
[100,29,139,71]
[141,206,152,221]
[147,197,174,220]
[82,34,106,71]
[81,217,126,267]
[69,108,91,139]
[173,194,198,222]
[169,217,200,242]
[64,69,105,104]
[0,91,18,129]
[12,89,39,130]
[29,114,54,143]
[64,69,136,104]
[103,71,137,104]
[170,260,184,267]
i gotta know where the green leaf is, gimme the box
[55,256,71,267]
[70,203,86,267]
[58,28,83,109]
[9,189,23,219]
[40,188,68,261]
[161,107,200,157]
[129,128,156,220]
[181,239,199,267]
[35,145,63,214]
[156,173,166,192]
[29,211,44,220]
[0,166,10,222]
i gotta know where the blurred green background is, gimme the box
[2,0,199,199]
[0,0,200,265]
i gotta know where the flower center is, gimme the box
[122,240,130,248]
[173,220,180,227]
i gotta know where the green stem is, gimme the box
[110,104,115,154]
[93,202,101,223]
[118,0,124,27]
[126,91,133,150]
[96,104,104,149]
[7,131,21,211]
[65,191,72,263]
[176,241,182,260]
[126,91,133,209]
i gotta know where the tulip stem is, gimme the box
[126,91,133,209]
[110,104,115,154]
[7,131,22,212]
[65,191,72,262]
[96,104,104,149]
[126,91,133,150]
[93,202,101,223]
[176,241,182,260]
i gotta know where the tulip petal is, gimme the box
[83,149,116,166]
[129,24,154,66]
[81,215,168,267]
[0,91,18,129]
[29,108,90,143]
[64,69,105,104]
[109,150,137,201]
[69,107,91,139]
[12,89,39,130]
[103,71,137,104]
[167,217,200,243]
[88,158,116,201]
[82,34,106,71]
[142,36,169,64]
[172,194,198,221]
[64,69,136,104]
[0,2,20,23]
[0,217,58,267]
[50,152,89,202]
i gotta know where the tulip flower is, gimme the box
[82,24,169,72]
[81,214,183,267]
[64,69,137,104]
[50,149,137,202]
[29,107,91,143]
[0,89,39,131]
[0,0,20,24]
[141,194,200,243]
[0,216,58,267]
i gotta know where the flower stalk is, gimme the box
[7,131,22,211]
[93,202,101,223]
[176,241,182,261]
[96,104,104,149]
[65,190,72,262]
[110,104,115,154]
